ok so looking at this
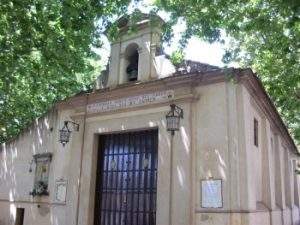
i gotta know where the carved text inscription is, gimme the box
[87,90,174,114]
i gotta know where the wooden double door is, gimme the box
[94,129,158,225]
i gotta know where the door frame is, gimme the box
[88,127,159,225]
[93,128,159,225]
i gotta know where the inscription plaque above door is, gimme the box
[87,90,174,114]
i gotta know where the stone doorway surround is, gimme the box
[93,129,158,225]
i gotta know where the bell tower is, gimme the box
[107,11,164,87]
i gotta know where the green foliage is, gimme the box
[155,0,300,144]
[1,0,299,146]
[0,0,131,143]
[170,49,184,66]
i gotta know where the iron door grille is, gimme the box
[94,129,158,225]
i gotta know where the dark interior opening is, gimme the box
[15,208,25,225]
[126,49,139,82]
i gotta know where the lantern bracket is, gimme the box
[171,104,183,119]
[59,120,80,146]
[64,120,80,131]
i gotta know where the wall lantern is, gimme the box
[59,121,79,146]
[166,104,184,135]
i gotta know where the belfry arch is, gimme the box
[107,11,165,87]
[124,43,139,82]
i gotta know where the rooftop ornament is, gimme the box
[59,121,79,146]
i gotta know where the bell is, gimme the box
[126,63,138,81]
[128,70,138,81]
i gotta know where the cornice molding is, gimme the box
[55,70,226,110]
[55,68,298,155]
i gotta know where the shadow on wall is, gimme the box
[0,112,57,225]
[200,146,228,181]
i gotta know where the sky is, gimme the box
[95,1,237,68]
[162,21,229,67]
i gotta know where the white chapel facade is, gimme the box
[0,12,299,225]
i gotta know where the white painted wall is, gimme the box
[0,80,299,225]
[0,108,81,225]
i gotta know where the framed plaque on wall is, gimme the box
[201,179,223,208]
[54,179,67,203]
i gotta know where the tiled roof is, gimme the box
[174,59,220,74]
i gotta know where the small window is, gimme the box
[271,137,274,151]
[30,153,52,196]
[254,118,259,147]
[15,208,25,225]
